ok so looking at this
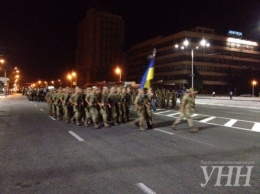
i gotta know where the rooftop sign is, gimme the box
[228,30,242,38]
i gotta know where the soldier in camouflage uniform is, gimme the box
[69,87,83,126]
[61,87,71,123]
[133,88,146,131]
[86,86,100,129]
[108,87,119,126]
[54,88,63,120]
[98,86,110,127]
[84,87,92,126]
[125,87,132,122]
[115,87,123,123]
[45,89,54,116]
[172,88,199,132]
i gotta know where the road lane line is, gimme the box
[136,183,156,194]
[252,123,260,132]
[49,116,56,120]
[30,101,33,103]
[154,128,174,135]
[200,116,216,123]
[34,104,38,107]
[224,119,237,127]
[40,109,44,112]
[68,131,84,142]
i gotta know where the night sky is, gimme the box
[0,0,259,85]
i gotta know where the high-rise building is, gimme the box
[75,8,125,86]
[127,27,260,94]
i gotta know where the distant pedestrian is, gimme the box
[212,91,215,97]
[172,88,199,133]
[229,91,233,100]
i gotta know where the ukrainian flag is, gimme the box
[140,51,156,89]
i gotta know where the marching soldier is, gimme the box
[61,87,71,123]
[70,87,83,126]
[172,88,199,132]
[108,87,119,126]
[125,87,132,122]
[98,86,110,127]
[86,86,100,129]
[84,87,92,126]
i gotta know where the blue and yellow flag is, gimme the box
[140,50,156,89]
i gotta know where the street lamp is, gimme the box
[67,74,73,87]
[175,38,210,89]
[0,59,6,77]
[252,80,257,97]
[115,66,122,82]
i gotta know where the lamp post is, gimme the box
[175,38,210,89]
[115,66,122,82]
[252,80,257,97]
[58,79,62,87]
[0,59,6,77]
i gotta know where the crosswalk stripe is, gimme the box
[252,123,260,132]
[200,116,216,123]
[166,113,179,117]
[156,110,172,114]
[224,119,237,127]
[191,113,199,117]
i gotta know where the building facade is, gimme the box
[127,27,260,94]
[75,8,125,86]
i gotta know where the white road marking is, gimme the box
[34,104,37,107]
[30,101,33,103]
[49,116,56,120]
[200,116,216,123]
[252,123,260,132]
[154,128,174,135]
[225,112,244,115]
[191,113,199,117]
[136,183,156,194]
[68,131,85,142]
[155,110,171,114]
[166,112,179,117]
[224,119,237,127]
[40,109,44,112]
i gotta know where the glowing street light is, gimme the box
[0,59,5,64]
[175,38,210,89]
[252,80,257,97]
[58,79,62,87]
[115,66,122,82]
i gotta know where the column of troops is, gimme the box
[23,86,180,131]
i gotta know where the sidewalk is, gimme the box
[196,95,260,102]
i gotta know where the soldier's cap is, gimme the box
[92,86,97,89]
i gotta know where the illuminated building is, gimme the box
[75,8,125,86]
[127,27,260,94]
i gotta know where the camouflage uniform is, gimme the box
[172,88,199,132]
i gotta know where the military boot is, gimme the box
[171,123,177,130]
[84,120,89,127]
[94,123,100,129]
[191,126,199,133]
[104,122,110,127]
[140,126,146,131]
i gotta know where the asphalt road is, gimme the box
[1,94,260,194]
